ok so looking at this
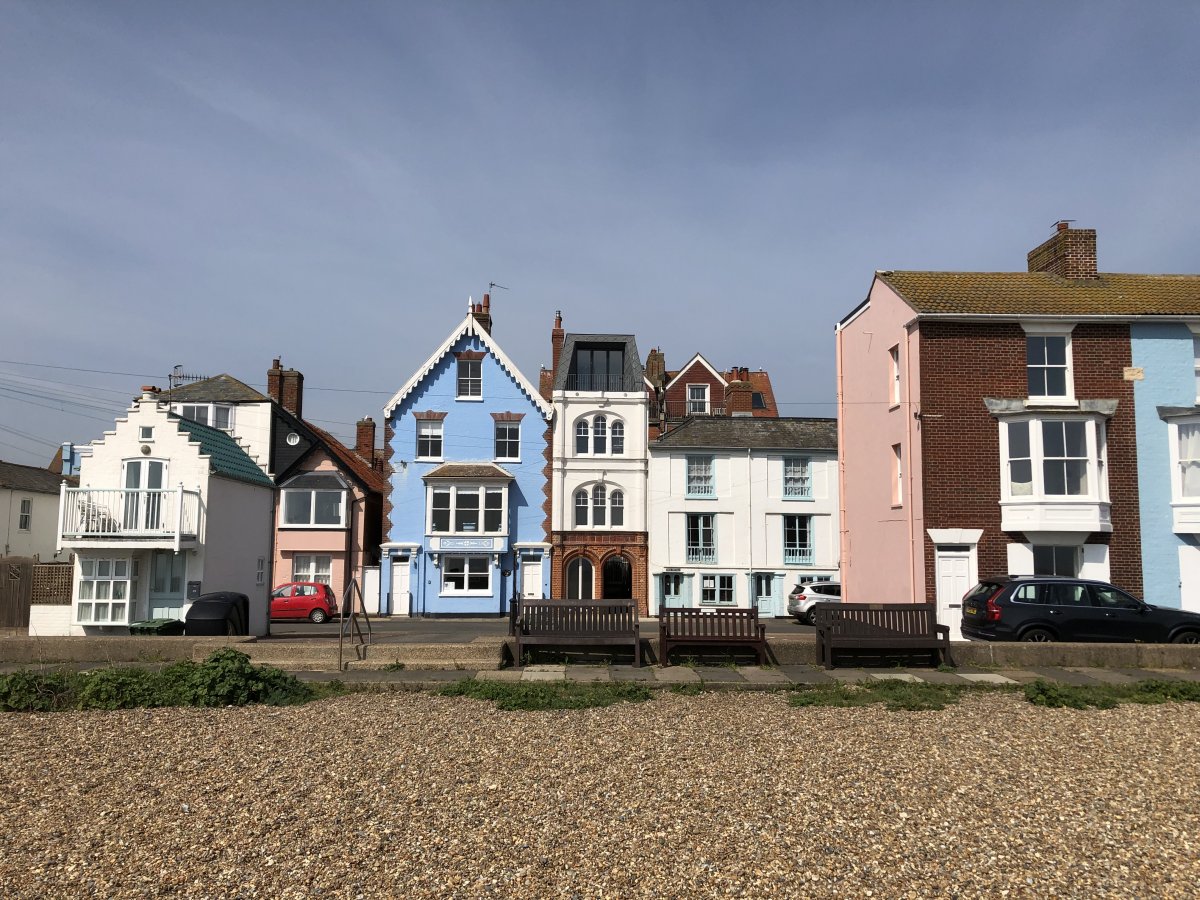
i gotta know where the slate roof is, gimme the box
[171,416,274,487]
[0,460,76,493]
[878,271,1200,316]
[166,375,270,404]
[654,417,838,451]
[553,334,645,391]
[422,463,514,480]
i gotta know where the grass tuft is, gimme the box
[438,679,652,711]
[1024,678,1200,709]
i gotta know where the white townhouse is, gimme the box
[1,460,73,561]
[31,388,275,636]
[647,417,839,616]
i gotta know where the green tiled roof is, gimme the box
[171,416,274,487]
[878,272,1200,316]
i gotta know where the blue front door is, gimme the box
[753,573,781,617]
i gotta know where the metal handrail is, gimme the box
[337,577,373,670]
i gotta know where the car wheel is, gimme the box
[1019,627,1055,643]
[807,610,820,626]
[1171,630,1200,644]
[309,608,329,624]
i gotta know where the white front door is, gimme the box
[934,546,973,642]
[390,557,411,616]
[520,557,542,599]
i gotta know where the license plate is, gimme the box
[964,606,978,616]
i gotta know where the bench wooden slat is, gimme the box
[512,599,641,666]
[814,602,953,669]
[657,607,768,666]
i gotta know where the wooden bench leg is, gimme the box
[634,638,642,668]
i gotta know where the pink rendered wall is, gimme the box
[837,278,924,603]
[272,451,369,600]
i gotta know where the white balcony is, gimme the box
[58,485,201,551]
[1000,498,1111,534]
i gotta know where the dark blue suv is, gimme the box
[961,576,1200,643]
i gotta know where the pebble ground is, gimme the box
[2,691,1198,898]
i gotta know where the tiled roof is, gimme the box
[166,375,270,404]
[0,459,76,493]
[304,422,388,494]
[171,416,274,487]
[721,369,779,417]
[552,334,646,391]
[423,463,514,480]
[654,417,837,451]
[878,271,1200,316]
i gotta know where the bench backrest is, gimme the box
[517,601,639,636]
[659,607,760,638]
[813,602,938,637]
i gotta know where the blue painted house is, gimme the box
[380,297,553,616]
[1132,321,1200,613]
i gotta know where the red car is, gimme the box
[270,582,339,623]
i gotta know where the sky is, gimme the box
[2,0,1198,467]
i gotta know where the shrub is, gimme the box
[0,670,82,712]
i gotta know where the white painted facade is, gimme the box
[647,445,840,615]
[33,392,274,636]
[169,399,273,475]
[551,391,650,534]
[2,485,62,560]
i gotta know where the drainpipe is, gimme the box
[835,321,849,599]
[905,324,918,604]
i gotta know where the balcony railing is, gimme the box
[686,545,717,564]
[662,401,727,420]
[59,486,201,552]
[565,374,627,392]
[784,548,815,566]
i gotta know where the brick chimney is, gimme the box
[644,347,666,389]
[470,293,493,334]
[1027,221,1098,279]
[267,358,304,418]
[726,378,753,417]
[355,417,376,458]
[550,310,565,375]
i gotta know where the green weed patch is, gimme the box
[439,679,652,710]
[1024,678,1200,709]
[789,680,979,711]
[0,649,318,712]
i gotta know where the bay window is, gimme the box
[76,557,136,625]
[1003,418,1102,499]
[427,485,507,535]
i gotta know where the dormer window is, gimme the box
[177,403,234,431]
[1024,326,1074,402]
[567,344,626,391]
[687,384,709,415]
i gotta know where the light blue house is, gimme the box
[379,297,552,616]
[1132,321,1200,613]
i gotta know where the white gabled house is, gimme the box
[32,387,275,636]
[647,417,840,615]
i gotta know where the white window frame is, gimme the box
[1022,323,1075,404]
[427,484,507,535]
[75,557,137,626]
[889,345,901,407]
[1194,334,1200,403]
[294,554,332,585]
[494,421,520,461]
[441,555,491,595]
[456,359,482,400]
[686,513,716,564]
[1168,417,1200,503]
[176,403,235,431]
[139,426,155,442]
[281,488,347,528]
[573,414,625,457]
[687,384,710,415]
[998,415,1108,502]
[610,490,624,527]
[783,457,812,499]
[686,455,715,497]
[18,497,32,531]
[416,420,444,460]
[892,444,903,507]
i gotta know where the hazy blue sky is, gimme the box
[2,1,1198,466]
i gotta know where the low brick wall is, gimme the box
[0,636,253,665]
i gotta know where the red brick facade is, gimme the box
[917,321,1142,599]
[550,531,649,614]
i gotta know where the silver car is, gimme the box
[787,581,842,624]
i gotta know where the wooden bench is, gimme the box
[511,599,641,667]
[658,607,768,667]
[813,602,954,669]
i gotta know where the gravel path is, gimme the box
[2,691,1198,898]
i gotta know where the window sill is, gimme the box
[279,524,348,530]
[495,458,522,464]
[1026,396,1077,407]
[888,403,900,412]
[455,396,484,402]
[782,495,814,502]
[415,457,444,464]
[685,494,717,500]
[440,590,494,597]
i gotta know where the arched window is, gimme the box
[593,415,607,454]
[566,557,593,600]
[575,419,590,455]
[592,484,607,526]
[610,490,624,527]
[611,420,624,455]
[574,489,589,526]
